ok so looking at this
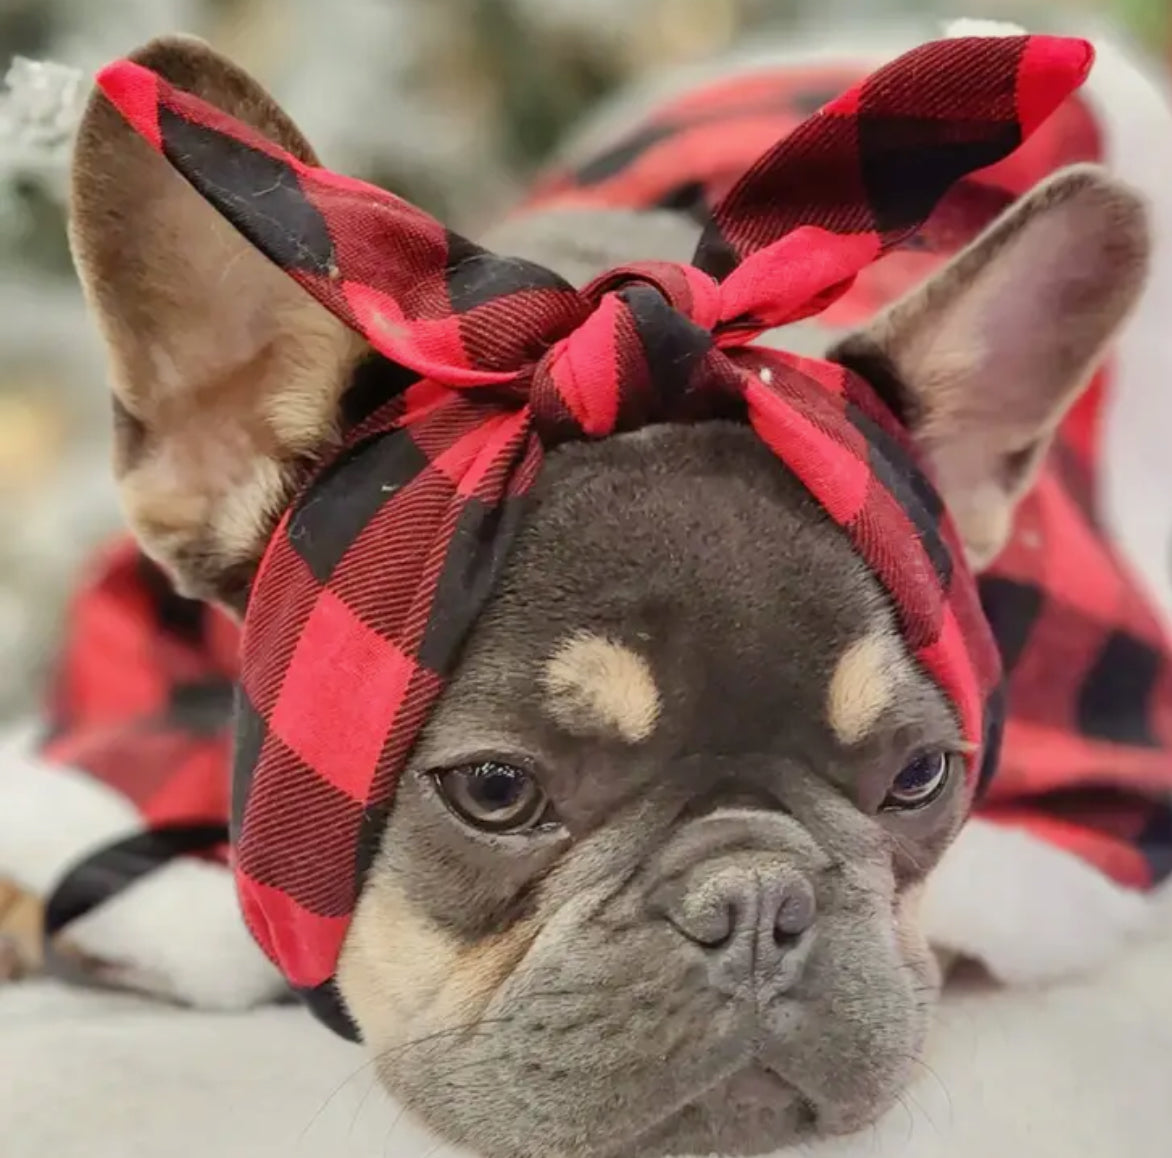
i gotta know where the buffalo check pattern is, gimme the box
[37,541,239,948]
[90,34,1090,1030]
[523,49,1172,891]
[39,34,1108,1034]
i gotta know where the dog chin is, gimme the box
[586,1066,821,1158]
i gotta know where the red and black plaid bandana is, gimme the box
[95,34,1092,1034]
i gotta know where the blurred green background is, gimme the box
[0,0,1165,720]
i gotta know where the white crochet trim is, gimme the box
[0,723,283,1011]
[922,819,1158,986]
[65,859,287,1011]
[1079,40,1172,628]
[0,723,140,895]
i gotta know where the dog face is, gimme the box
[69,37,1149,1158]
[336,421,961,1156]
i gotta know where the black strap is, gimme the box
[44,822,229,938]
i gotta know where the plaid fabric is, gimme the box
[42,540,238,833]
[34,540,238,944]
[38,34,1109,1034]
[524,50,1172,893]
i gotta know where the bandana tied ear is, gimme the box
[96,34,1092,1035]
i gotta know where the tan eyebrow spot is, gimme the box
[542,632,662,744]
[826,629,903,744]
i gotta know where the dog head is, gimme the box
[69,36,1148,1158]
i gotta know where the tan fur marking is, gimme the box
[0,879,45,981]
[210,455,290,562]
[542,632,662,744]
[337,876,536,1051]
[827,631,902,745]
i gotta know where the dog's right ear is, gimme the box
[70,37,363,611]
[831,165,1149,569]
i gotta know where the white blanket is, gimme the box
[4,897,1172,1158]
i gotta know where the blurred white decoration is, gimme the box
[273,0,517,227]
[0,57,84,262]
[0,58,85,174]
[49,0,201,69]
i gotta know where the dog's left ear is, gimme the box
[831,165,1150,567]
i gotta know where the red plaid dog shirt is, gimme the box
[33,33,1172,1037]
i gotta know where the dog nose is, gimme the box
[659,858,815,989]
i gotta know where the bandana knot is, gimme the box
[528,260,733,443]
[584,260,725,330]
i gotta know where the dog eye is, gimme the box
[881,752,951,811]
[433,762,551,833]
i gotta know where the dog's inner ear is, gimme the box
[69,36,362,611]
[832,165,1150,568]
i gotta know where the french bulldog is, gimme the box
[5,19,1168,1158]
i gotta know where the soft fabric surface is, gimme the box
[4,897,1172,1158]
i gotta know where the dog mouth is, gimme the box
[723,1063,800,1106]
[603,1063,817,1158]
[715,1064,819,1134]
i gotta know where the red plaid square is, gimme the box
[269,589,418,802]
